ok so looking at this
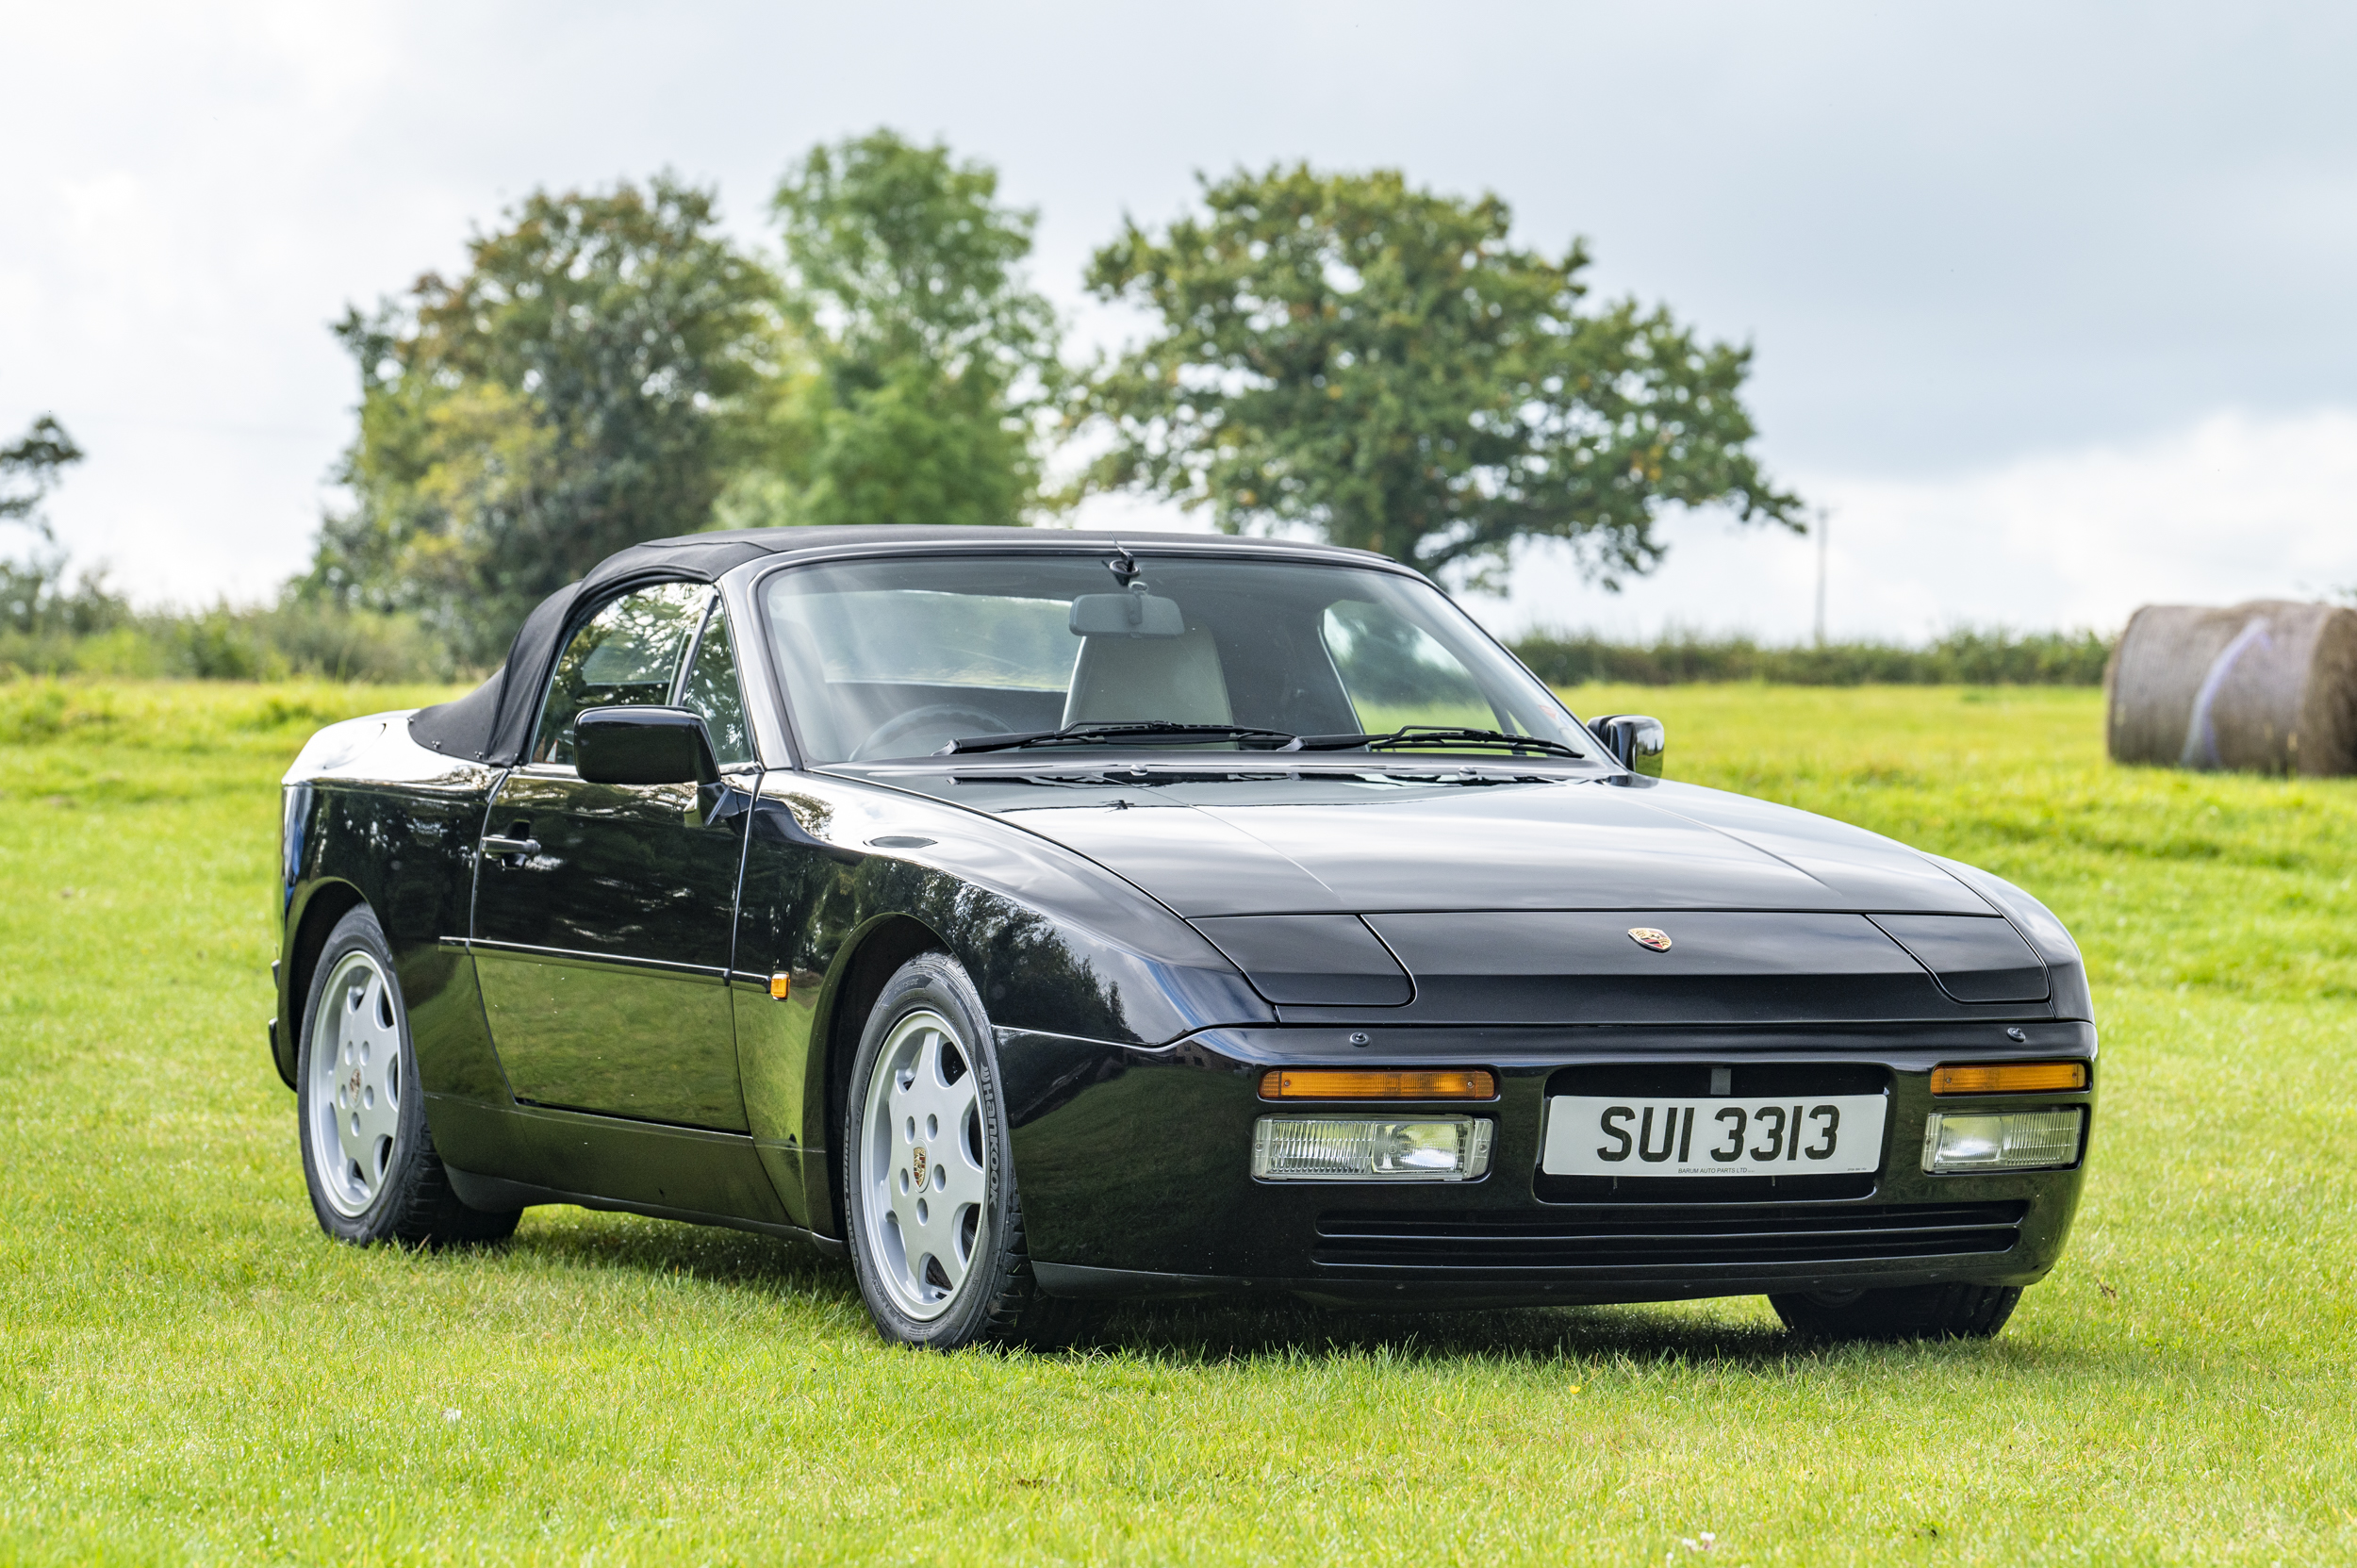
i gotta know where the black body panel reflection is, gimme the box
[471,767,751,1131]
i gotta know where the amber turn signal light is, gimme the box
[1929,1061,2087,1095]
[1260,1068,1496,1100]
[769,973,792,1001]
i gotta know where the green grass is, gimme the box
[3,677,2353,1564]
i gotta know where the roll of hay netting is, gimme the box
[2106,600,2357,775]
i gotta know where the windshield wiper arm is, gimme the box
[939,721,1300,755]
[1286,725,1588,760]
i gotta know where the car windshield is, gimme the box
[757,551,1593,765]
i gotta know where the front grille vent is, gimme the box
[1313,1201,2026,1271]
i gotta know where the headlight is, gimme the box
[1921,1109,2084,1173]
[1251,1116,1493,1181]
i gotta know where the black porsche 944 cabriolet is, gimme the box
[273,526,2095,1347]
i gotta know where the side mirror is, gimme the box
[1591,714,1666,778]
[574,706,720,787]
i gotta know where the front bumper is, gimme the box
[1003,1020,2095,1308]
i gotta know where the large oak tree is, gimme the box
[1080,165,1801,589]
[313,177,786,663]
[315,140,1064,666]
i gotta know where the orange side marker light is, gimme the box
[1929,1061,2087,1095]
[1259,1068,1497,1100]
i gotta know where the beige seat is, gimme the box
[1062,627,1234,727]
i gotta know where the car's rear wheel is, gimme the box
[1769,1282,2024,1343]
[297,905,519,1247]
[841,951,1103,1350]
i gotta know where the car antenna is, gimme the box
[1107,544,1141,585]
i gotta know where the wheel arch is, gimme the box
[278,879,367,1087]
[806,911,956,1238]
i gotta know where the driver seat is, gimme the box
[1062,627,1234,728]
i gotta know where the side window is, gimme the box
[1320,599,1502,734]
[681,603,755,767]
[532,582,709,766]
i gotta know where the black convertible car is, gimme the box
[274,527,2096,1347]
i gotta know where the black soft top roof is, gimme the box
[406,526,1392,766]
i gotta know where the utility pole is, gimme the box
[1813,508,1829,648]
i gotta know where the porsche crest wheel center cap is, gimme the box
[912,1145,928,1189]
[1627,927,1673,951]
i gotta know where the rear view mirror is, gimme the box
[1591,714,1666,777]
[574,706,720,787]
[1070,591,1184,637]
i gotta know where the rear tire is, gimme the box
[296,905,519,1247]
[841,951,1106,1350]
[1770,1282,2024,1343]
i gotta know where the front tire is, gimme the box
[1769,1282,2024,1343]
[841,952,1102,1350]
[296,905,519,1247]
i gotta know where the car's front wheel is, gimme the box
[1769,1282,2024,1343]
[841,951,1102,1350]
[296,905,519,1247]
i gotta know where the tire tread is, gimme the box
[299,905,519,1249]
[841,951,1106,1351]
[387,1113,521,1246]
[1770,1282,2024,1343]
[973,1181,1107,1350]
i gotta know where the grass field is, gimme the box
[4,678,2354,1565]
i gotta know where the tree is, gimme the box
[312,177,787,663]
[1079,165,1802,589]
[1,415,84,542]
[727,130,1061,531]
[0,414,124,641]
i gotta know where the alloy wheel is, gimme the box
[858,1008,990,1320]
[307,949,404,1217]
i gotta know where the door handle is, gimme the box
[480,834,540,858]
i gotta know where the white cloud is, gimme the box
[8,1,2356,620]
[3,1,416,604]
[1470,408,2357,642]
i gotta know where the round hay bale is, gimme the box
[2105,600,2357,775]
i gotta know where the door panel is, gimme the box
[476,770,737,965]
[470,579,759,1132]
[473,767,753,1131]
[474,950,740,1128]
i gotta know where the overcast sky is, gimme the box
[5,0,2352,639]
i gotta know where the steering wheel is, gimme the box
[849,704,1014,762]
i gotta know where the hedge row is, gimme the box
[1,605,452,684]
[1509,627,2115,686]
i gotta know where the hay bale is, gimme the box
[2105,600,2357,775]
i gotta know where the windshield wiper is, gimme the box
[938,721,1300,755]
[941,720,1585,760]
[1285,725,1588,760]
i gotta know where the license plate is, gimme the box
[1541,1094,1888,1178]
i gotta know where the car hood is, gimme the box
[837,767,1991,918]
